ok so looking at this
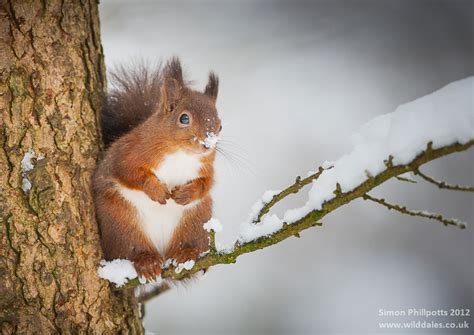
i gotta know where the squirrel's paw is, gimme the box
[173,247,200,265]
[171,183,197,205]
[143,178,170,204]
[133,252,162,280]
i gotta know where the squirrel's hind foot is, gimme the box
[133,252,163,280]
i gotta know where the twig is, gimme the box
[209,230,217,255]
[255,166,333,223]
[395,175,417,184]
[117,140,473,289]
[414,168,474,192]
[363,194,466,229]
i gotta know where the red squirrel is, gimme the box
[93,58,221,280]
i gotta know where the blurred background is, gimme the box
[99,1,473,334]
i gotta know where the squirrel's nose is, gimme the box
[202,131,219,149]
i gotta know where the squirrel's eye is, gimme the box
[179,113,190,125]
[219,125,223,132]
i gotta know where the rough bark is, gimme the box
[0,1,142,333]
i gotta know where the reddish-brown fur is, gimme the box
[93,58,220,279]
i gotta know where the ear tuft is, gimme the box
[159,57,185,113]
[204,72,219,101]
[165,57,184,86]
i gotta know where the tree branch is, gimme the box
[395,175,417,184]
[414,168,474,192]
[208,229,217,255]
[117,140,473,289]
[255,166,333,223]
[362,194,466,229]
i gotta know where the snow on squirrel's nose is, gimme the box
[202,132,219,149]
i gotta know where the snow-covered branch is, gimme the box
[99,77,473,290]
[254,166,333,224]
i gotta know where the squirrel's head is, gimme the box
[157,58,221,154]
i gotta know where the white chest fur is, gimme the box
[154,150,203,189]
[118,150,203,255]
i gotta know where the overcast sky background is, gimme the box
[99,1,473,334]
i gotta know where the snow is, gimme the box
[203,218,223,232]
[262,189,279,202]
[202,131,220,149]
[97,259,138,287]
[22,179,32,193]
[247,190,280,223]
[21,149,36,172]
[237,189,281,242]
[162,258,175,269]
[215,241,234,253]
[20,149,44,193]
[238,214,283,243]
[98,257,197,285]
[175,260,195,273]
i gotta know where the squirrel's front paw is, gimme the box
[171,183,197,205]
[133,252,162,280]
[143,177,170,204]
[172,247,200,266]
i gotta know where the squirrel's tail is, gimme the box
[100,61,164,147]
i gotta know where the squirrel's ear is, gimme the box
[160,77,182,113]
[204,72,219,101]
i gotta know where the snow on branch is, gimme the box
[99,77,474,289]
[254,166,333,224]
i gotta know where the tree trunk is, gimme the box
[0,1,142,333]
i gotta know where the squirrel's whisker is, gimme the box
[215,144,256,176]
